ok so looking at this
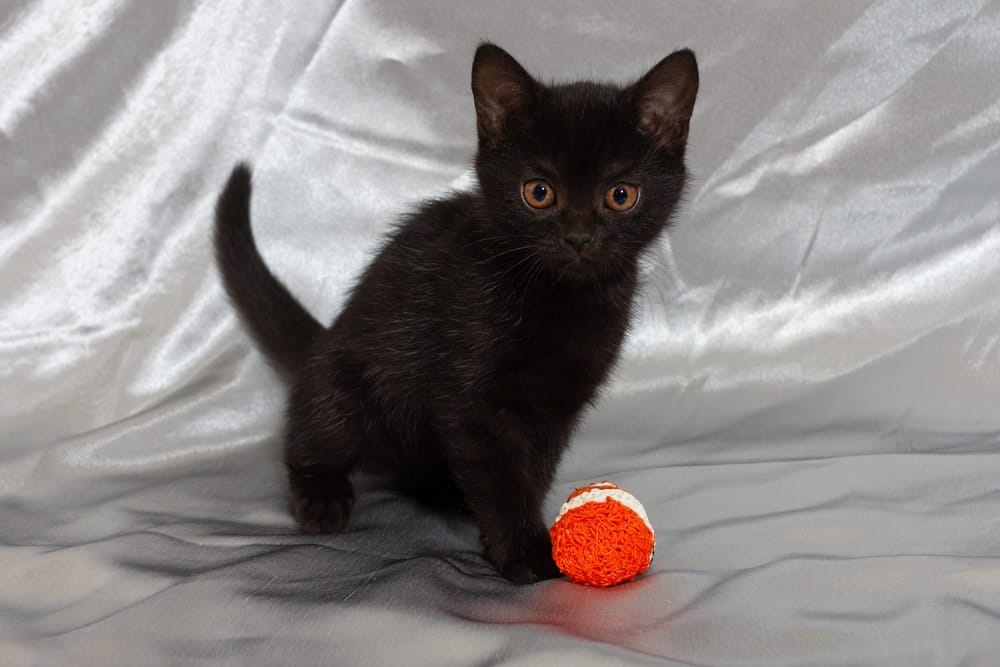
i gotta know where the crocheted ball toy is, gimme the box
[550,482,655,587]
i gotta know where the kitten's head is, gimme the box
[471,43,698,283]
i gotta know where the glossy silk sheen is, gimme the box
[2,2,999,665]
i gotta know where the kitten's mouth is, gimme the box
[566,246,601,264]
[548,248,587,265]
[547,249,601,283]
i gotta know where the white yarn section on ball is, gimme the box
[555,485,654,535]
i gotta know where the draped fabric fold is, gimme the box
[2,2,998,664]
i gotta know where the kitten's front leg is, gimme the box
[479,513,559,585]
[444,409,564,584]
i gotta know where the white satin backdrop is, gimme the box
[2,2,999,665]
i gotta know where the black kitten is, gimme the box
[214,44,698,584]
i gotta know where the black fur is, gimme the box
[214,44,698,584]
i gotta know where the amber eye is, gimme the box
[522,180,556,209]
[604,184,639,211]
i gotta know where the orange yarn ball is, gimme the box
[550,482,655,587]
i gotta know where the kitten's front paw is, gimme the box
[525,535,562,581]
[496,532,562,584]
[289,471,354,534]
[500,555,561,584]
[500,560,543,585]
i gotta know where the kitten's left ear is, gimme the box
[471,43,537,144]
[631,49,699,150]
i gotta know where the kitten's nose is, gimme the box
[563,232,593,253]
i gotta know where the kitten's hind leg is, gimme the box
[287,457,355,534]
[283,367,368,534]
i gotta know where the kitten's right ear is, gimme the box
[472,43,536,144]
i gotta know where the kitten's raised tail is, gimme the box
[214,164,324,375]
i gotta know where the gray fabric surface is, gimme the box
[3,1,1000,665]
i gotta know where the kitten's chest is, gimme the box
[490,283,633,411]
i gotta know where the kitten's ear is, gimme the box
[632,49,699,150]
[471,43,536,143]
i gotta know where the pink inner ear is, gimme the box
[488,80,531,117]
[473,73,533,137]
[634,50,699,149]
[475,80,531,139]
[638,105,692,148]
[472,45,535,140]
